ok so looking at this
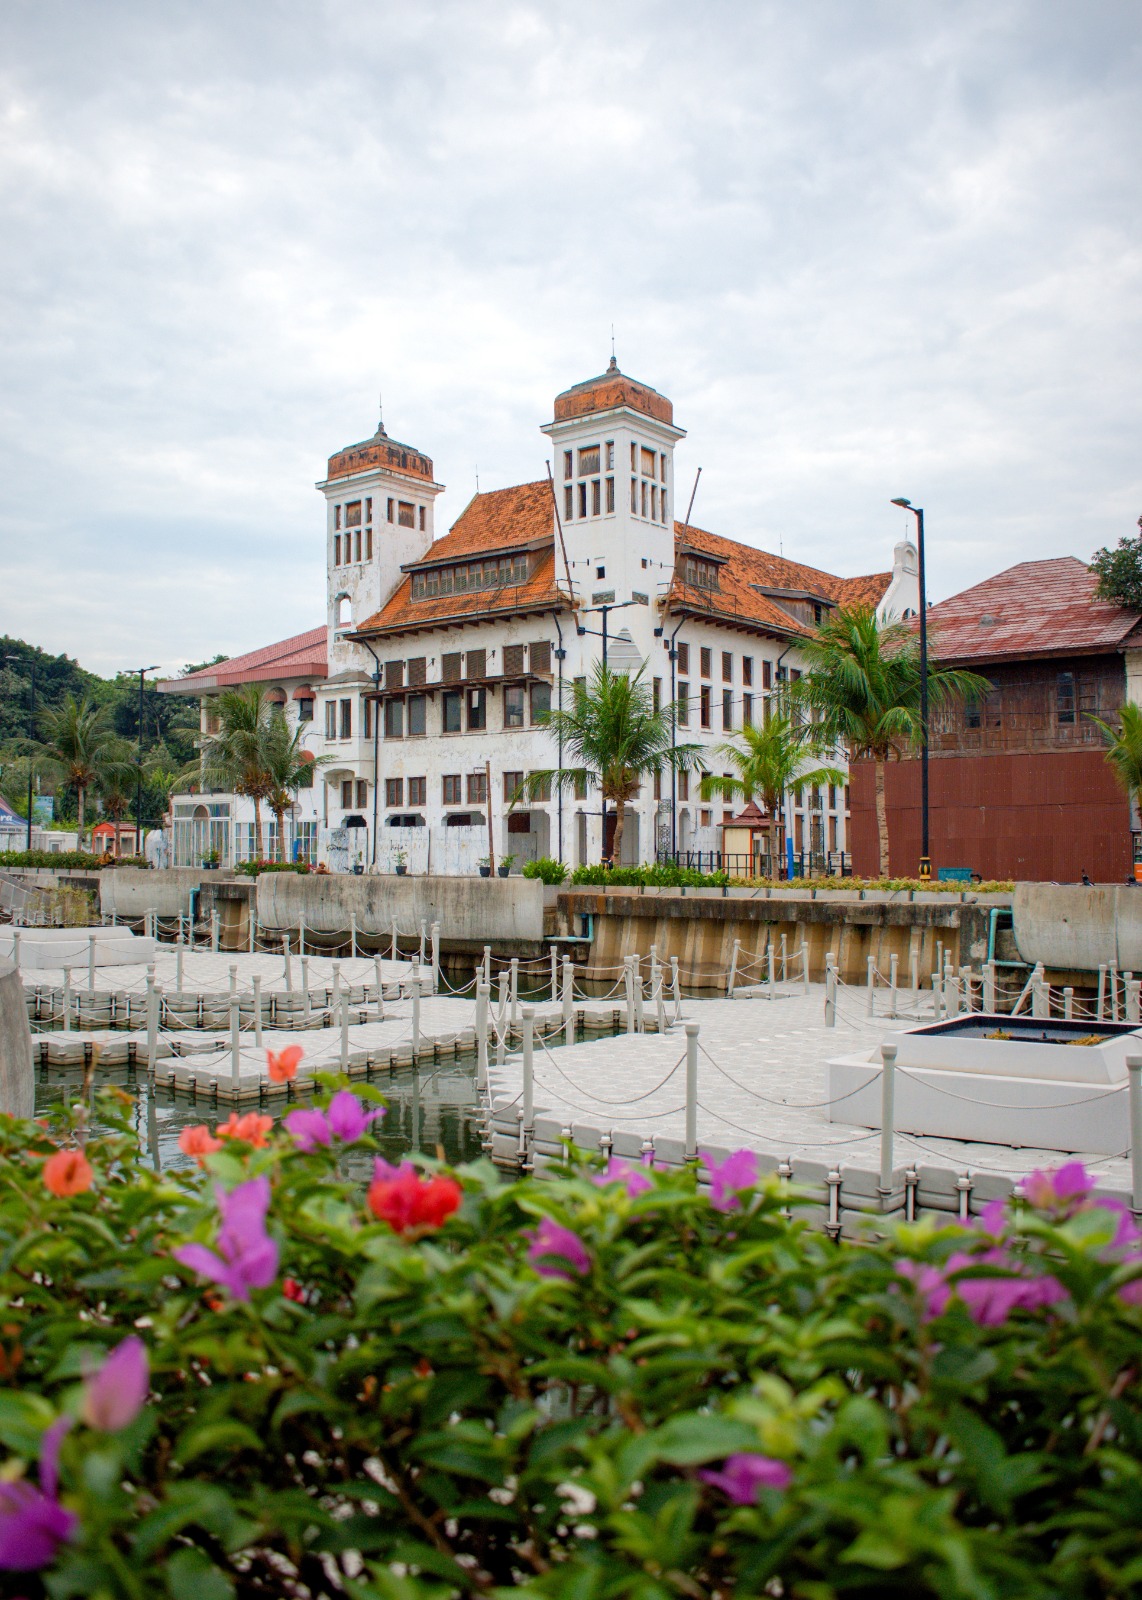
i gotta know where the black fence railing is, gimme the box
[657,850,852,880]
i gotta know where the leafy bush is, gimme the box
[726,874,1015,893]
[521,857,568,885]
[2,1094,1139,1597]
[234,859,311,877]
[570,862,730,888]
[0,850,148,870]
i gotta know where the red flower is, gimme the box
[42,1148,93,1197]
[267,1045,303,1083]
[178,1125,223,1164]
[215,1113,273,1148]
[282,1277,306,1303]
[366,1160,463,1235]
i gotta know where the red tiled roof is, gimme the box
[552,359,674,427]
[919,558,1142,664]
[667,521,892,639]
[324,425,435,485]
[158,627,328,695]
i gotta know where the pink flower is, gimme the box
[895,1259,951,1321]
[367,1160,462,1235]
[285,1092,383,1152]
[526,1217,592,1280]
[898,1248,1066,1327]
[0,1417,77,1571]
[699,1452,792,1503]
[592,1157,653,1198]
[1022,1162,1093,1213]
[82,1336,149,1432]
[283,1108,333,1152]
[174,1176,280,1302]
[701,1149,759,1213]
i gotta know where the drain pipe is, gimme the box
[552,610,566,865]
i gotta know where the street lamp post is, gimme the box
[890,499,930,881]
[4,655,35,852]
[131,667,160,858]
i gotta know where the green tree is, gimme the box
[1090,519,1142,610]
[95,736,139,854]
[698,709,845,867]
[264,710,327,861]
[39,695,132,847]
[1090,701,1142,820]
[180,685,275,859]
[794,605,989,875]
[520,662,702,864]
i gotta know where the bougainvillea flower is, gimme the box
[283,1108,333,1152]
[82,1337,149,1432]
[699,1453,792,1503]
[282,1277,306,1303]
[526,1217,592,1280]
[895,1259,952,1322]
[0,1417,77,1571]
[1022,1162,1093,1212]
[367,1160,463,1235]
[42,1148,93,1197]
[178,1125,223,1163]
[267,1044,303,1083]
[173,1176,279,1302]
[326,1089,384,1142]
[592,1157,654,1198]
[898,1248,1066,1327]
[215,1112,273,1148]
[700,1149,759,1213]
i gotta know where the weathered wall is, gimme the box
[257,873,545,949]
[0,962,34,1118]
[849,751,1131,882]
[99,869,210,917]
[1012,882,1142,971]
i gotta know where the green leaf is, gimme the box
[174,1420,266,1465]
[650,1413,760,1466]
[0,1388,56,1454]
[930,1344,999,1388]
[167,1547,236,1600]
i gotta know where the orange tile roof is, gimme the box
[158,627,327,695]
[916,557,1142,664]
[325,425,435,485]
[552,359,674,426]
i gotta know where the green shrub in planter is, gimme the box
[521,856,568,885]
[0,1096,1138,1597]
[570,862,729,888]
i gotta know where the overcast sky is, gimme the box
[1,0,1139,676]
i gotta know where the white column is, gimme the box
[684,1022,699,1159]
[879,1041,897,1197]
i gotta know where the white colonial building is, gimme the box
[162,361,918,873]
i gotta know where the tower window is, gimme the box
[578,482,587,519]
[365,497,372,522]
[700,685,711,728]
[743,693,752,727]
[564,450,573,480]
[354,529,361,562]
[1057,671,1076,725]
[597,565,605,580]
[660,453,667,481]
[640,481,648,517]
[339,698,352,739]
[334,535,342,566]
[419,506,426,530]
[722,651,733,682]
[762,659,772,689]
[700,647,711,678]
[384,700,404,739]
[661,491,668,524]
[398,502,415,527]
[676,642,689,673]
[630,478,637,513]
[578,445,600,475]
[722,689,733,730]
[651,486,658,520]
[605,441,614,469]
[677,683,689,726]
[386,498,394,523]
[346,501,362,527]
[366,527,373,560]
[591,479,601,516]
[630,441,637,469]
[564,485,573,521]
[742,656,753,687]
[605,477,615,513]
[640,446,656,477]
[334,506,342,529]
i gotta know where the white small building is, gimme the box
[162,362,917,874]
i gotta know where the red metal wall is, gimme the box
[848,750,1132,882]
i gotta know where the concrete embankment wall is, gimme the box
[1012,883,1142,972]
[560,887,1005,988]
[0,962,34,1118]
[257,873,545,951]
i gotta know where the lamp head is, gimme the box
[890,498,912,509]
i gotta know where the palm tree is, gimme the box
[794,605,989,875]
[180,685,274,859]
[40,695,130,848]
[263,710,327,861]
[1091,703,1142,822]
[519,662,703,864]
[698,709,846,868]
[96,736,138,856]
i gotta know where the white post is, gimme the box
[1097,963,1107,1021]
[253,973,263,1048]
[476,982,489,1091]
[350,911,357,961]
[684,1021,699,1159]
[562,957,573,1039]
[412,977,421,1058]
[550,944,559,1001]
[391,917,398,963]
[655,968,668,1035]
[767,940,776,1000]
[624,956,636,1035]
[984,960,996,1013]
[301,956,311,1024]
[521,1004,535,1137]
[935,940,943,995]
[633,953,645,1032]
[1064,985,1074,1020]
[801,940,810,994]
[510,957,519,1026]
[496,971,508,1066]
[374,953,384,1022]
[176,944,184,995]
[10,930,18,975]
[825,954,836,1027]
[1032,979,1047,1019]
[1128,977,1140,1026]
[87,934,96,994]
[146,976,159,1078]
[248,908,255,954]
[727,939,740,999]
[211,910,220,953]
[889,952,898,1019]
[62,967,72,1034]
[932,973,943,1022]
[671,955,682,1022]
[229,963,237,999]
[780,932,787,978]
[866,954,875,1017]
[1127,1053,1142,1218]
[1111,960,1121,1022]
[299,912,306,957]
[419,920,427,968]
[649,944,659,998]
[282,935,293,992]
[879,1041,897,1198]
[332,960,342,1015]
[340,987,350,1074]
[230,993,241,1090]
[483,945,492,987]
[431,922,440,995]
[910,950,919,998]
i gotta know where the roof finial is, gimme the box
[608,325,617,373]
[377,391,386,436]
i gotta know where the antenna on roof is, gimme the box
[611,324,616,362]
[475,463,479,493]
[683,467,702,530]
[377,391,385,436]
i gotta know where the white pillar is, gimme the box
[211,910,220,953]
[866,954,875,1016]
[1127,1053,1142,1219]
[727,939,740,999]
[87,934,96,994]
[412,977,421,1059]
[671,955,681,1022]
[633,953,644,1032]
[301,956,311,1024]
[350,911,357,961]
[496,971,508,1066]
[684,1021,699,1159]
[431,922,441,994]
[420,921,427,968]
[780,932,787,978]
[825,954,836,1027]
[1063,985,1074,1020]
[767,941,775,1001]
[476,981,489,1091]
[550,945,559,1001]
[10,930,18,975]
[62,967,72,1034]
[1128,976,1140,1026]
[176,944,184,995]
[1111,961,1121,1022]
[230,993,241,1090]
[282,935,293,993]
[340,987,350,1075]
[562,957,573,1039]
[624,956,636,1035]
[391,918,398,962]
[510,957,519,1026]
[889,952,898,1019]
[521,1004,535,1136]
[229,963,237,999]
[248,908,256,954]
[1097,963,1107,1021]
[253,973,263,1048]
[879,1041,897,1198]
[299,912,306,957]
[374,953,384,1022]
[147,980,160,1079]
[984,960,996,1013]
[801,940,810,994]
[483,945,492,987]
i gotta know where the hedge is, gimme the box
[0,851,148,871]
[0,1083,1139,1597]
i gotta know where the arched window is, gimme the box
[335,593,352,628]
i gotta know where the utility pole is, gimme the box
[890,501,929,879]
[132,667,159,857]
[4,654,35,852]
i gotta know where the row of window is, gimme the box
[323,682,553,742]
[673,644,779,686]
[963,673,1081,730]
[410,553,530,602]
[334,497,426,533]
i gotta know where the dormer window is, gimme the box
[411,552,530,601]
[683,555,719,591]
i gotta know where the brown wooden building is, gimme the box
[849,557,1142,882]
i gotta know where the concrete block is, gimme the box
[258,872,545,945]
[0,963,33,1118]
[650,1135,687,1166]
[609,1131,648,1159]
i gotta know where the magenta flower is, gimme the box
[174,1175,279,1302]
[699,1452,792,1503]
[1022,1162,1093,1213]
[898,1248,1066,1326]
[701,1149,759,1213]
[82,1336,149,1432]
[895,1259,951,1321]
[285,1092,383,1152]
[592,1157,653,1198]
[0,1417,77,1571]
[527,1217,592,1280]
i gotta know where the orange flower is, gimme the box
[215,1112,273,1148]
[267,1044,303,1083]
[178,1124,223,1163]
[43,1147,93,1196]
